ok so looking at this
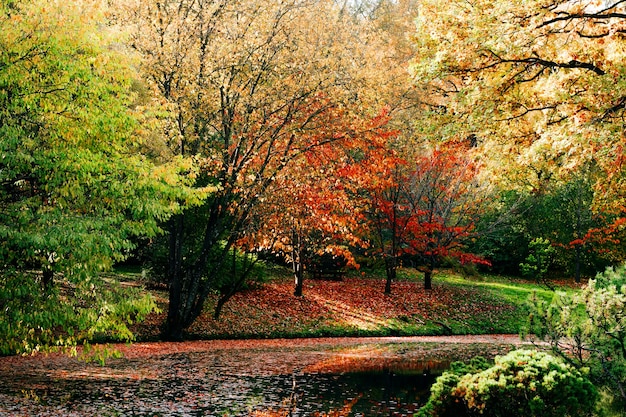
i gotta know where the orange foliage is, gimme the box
[238,105,398,275]
[365,140,490,281]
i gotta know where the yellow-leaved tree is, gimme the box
[412,0,626,197]
[119,0,401,340]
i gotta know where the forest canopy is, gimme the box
[1,0,626,353]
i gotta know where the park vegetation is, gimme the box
[2,0,626,414]
[419,349,598,417]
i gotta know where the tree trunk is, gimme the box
[214,250,258,319]
[424,255,435,290]
[294,256,304,297]
[213,247,237,319]
[214,296,227,320]
[575,178,583,284]
[163,306,186,341]
[163,215,186,341]
[164,264,214,340]
[424,269,432,290]
[294,267,304,297]
[162,195,232,340]
[292,228,304,297]
[384,256,396,294]
[42,267,53,291]
[162,187,254,340]
[575,245,581,284]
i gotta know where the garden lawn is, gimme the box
[132,269,580,341]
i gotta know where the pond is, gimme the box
[0,335,525,416]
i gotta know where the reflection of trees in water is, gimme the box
[252,369,433,417]
[3,340,502,415]
[266,368,439,416]
[0,363,439,416]
[252,373,361,417]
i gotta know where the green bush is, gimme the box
[418,356,491,417]
[419,349,597,417]
[520,237,555,283]
[525,264,626,411]
[0,270,158,356]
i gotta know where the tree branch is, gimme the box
[540,0,626,28]
[496,104,557,122]
[503,56,605,76]
[598,96,626,121]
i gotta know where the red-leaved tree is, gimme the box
[367,140,490,292]
[237,109,397,297]
[406,142,490,289]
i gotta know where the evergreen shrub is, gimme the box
[419,349,597,417]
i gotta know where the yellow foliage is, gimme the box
[411,0,626,207]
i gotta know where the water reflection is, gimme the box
[235,366,442,417]
[0,341,453,416]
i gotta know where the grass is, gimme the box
[130,266,583,341]
[436,272,577,303]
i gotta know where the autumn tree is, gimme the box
[365,141,488,292]
[404,142,489,289]
[347,0,419,110]
[365,159,414,294]
[237,109,395,298]
[243,162,356,299]
[0,0,197,354]
[122,0,395,340]
[411,0,626,259]
[245,168,352,299]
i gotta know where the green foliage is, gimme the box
[469,190,529,275]
[0,270,158,355]
[472,174,615,279]
[520,237,556,282]
[544,173,614,277]
[0,0,202,354]
[213,248,268,293]
[525,264,626,410]
[143,231,268,292]
[419,349,597,417]
[0,0,172,276]
[79,343,124,366]
[417,356,491,417]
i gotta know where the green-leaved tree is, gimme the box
[0,0,203,355]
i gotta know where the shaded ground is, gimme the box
[0,335,541,416]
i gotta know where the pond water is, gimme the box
[0,336,522,416]
[1,367,439,416]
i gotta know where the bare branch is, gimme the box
[496,104,557,122]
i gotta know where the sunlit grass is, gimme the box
[389,267,582,335]
[436,271,578,304]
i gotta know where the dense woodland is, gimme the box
[1,0,626,395]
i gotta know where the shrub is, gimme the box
[419,349,597,417]
[520,237,556,286]
[0,270,158,355]
[525,264,626,410]
[417,356,490,417]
